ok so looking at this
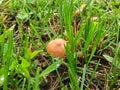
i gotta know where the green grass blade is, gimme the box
[34,68,40,90]
[80,64,87,90]
[3,26,13,90]
[39,59,63,78]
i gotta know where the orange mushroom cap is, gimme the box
[46,39,66,58]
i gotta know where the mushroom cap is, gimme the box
[46,39,66,58]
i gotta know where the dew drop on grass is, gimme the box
[0,77,4,81]
[22,73,25,75]
[0,76,4,86]
[56,64,60,67]
[13,78,15,81]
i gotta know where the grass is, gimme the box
[0,0,120,89]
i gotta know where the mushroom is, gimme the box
[46,39,67,58]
